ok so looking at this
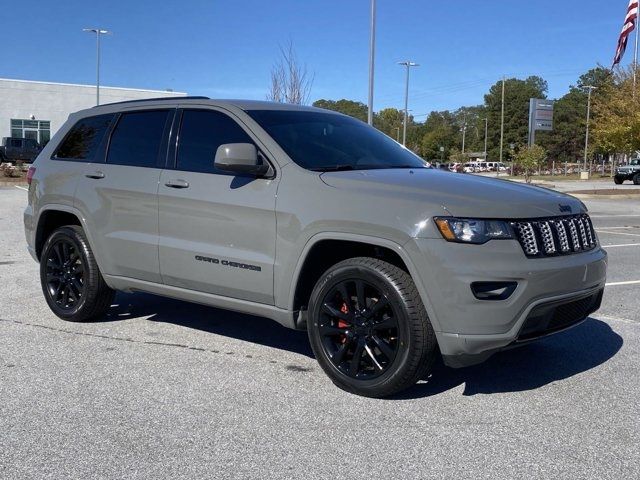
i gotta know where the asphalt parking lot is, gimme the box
[1,185,638,479]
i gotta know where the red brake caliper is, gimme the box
[338,302,350,343]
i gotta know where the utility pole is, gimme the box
[83,28,111,106]
[367,0,376,125]
[583,85,597,175]
[398,61,419,146]
[461,113,467,154]
[499,76,505,164]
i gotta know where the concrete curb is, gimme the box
[569,193,640,200]
[0,182,27,187]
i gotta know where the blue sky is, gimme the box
[0,1,632,118]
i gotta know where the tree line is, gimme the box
[311,66,638,165]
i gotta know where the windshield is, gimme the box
[630,159,639,166]
[246,110,426,171]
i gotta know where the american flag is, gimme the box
[613,0,639,67]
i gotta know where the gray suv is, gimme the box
[24,97,607,397]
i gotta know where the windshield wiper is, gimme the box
[309,164,357,172]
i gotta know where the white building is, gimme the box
[0,78,187,146]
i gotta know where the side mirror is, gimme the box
[214,143,270,176]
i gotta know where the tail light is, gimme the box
[27,166,36,185]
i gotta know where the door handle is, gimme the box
[164,179,190,189]
[85,171,105,179]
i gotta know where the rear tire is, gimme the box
[633,173,640,185]
[307,257,437,398]
[40,226,114,322]
[614,176,624,185]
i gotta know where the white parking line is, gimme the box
[14,185,28,191]
[597,230,640,237]
[603,243,640,248]
[596,226,640,230]
[605,280,640,287]
[597,314,638,325]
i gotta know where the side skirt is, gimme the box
[103,274,297,329]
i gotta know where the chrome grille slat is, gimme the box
[512,214,596,258]
[538,221,556,254]
[552,220,570,253]
[567,219,581,251]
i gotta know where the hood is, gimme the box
[320,168,585,219]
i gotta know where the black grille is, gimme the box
[517,289,603,342]
[511,214,597,258]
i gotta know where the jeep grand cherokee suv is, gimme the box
[23,97,607,397]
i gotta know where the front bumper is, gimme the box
[404,237,608,367]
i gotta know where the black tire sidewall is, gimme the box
[308,262,420,395]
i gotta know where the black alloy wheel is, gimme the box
[308,257,437,398]
[40,225,114,321]
[44,238,85,310]
[317,278,400,380]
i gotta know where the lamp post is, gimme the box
[398,61,419,146]
[460,113,467,154]
[83,28,111,106]
[367,0,376,125]
[583,85,597,176]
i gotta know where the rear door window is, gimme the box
[107,110,171,168]
[54,114,114,160]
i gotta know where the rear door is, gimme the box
[74,108,174,283]
[158,108,278,304]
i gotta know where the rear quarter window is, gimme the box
[53,114,115,161]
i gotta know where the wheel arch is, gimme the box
[288,233,440,331]
[35,205,94,261]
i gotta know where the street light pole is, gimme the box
[398,61,419,146]
[583,85,597,174]
[367,0,376,125]
[499,76,505,164]
[461,113,467,154]
[83,28,111,106]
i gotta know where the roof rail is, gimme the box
[93,96,210,108]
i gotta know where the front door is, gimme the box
[158,108,278,305]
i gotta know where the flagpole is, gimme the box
[635,0,639,92]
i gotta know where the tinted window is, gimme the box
[176,110,253,174]
[107,110,170,168]
[10,139,22,147]
[246,110,425,171]
[54,114,114,160]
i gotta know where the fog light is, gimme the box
[471,281,517,301]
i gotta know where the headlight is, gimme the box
[434,217,514,244]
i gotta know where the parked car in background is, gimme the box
[614,158,640,184]
[0,137,41,163]
[486,162,507,172]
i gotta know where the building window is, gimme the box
[10,119,51,146]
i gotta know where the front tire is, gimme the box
[634,173,640,185]
[307,257,437,398]
[40,226,114,321]
[614,176,624,185]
